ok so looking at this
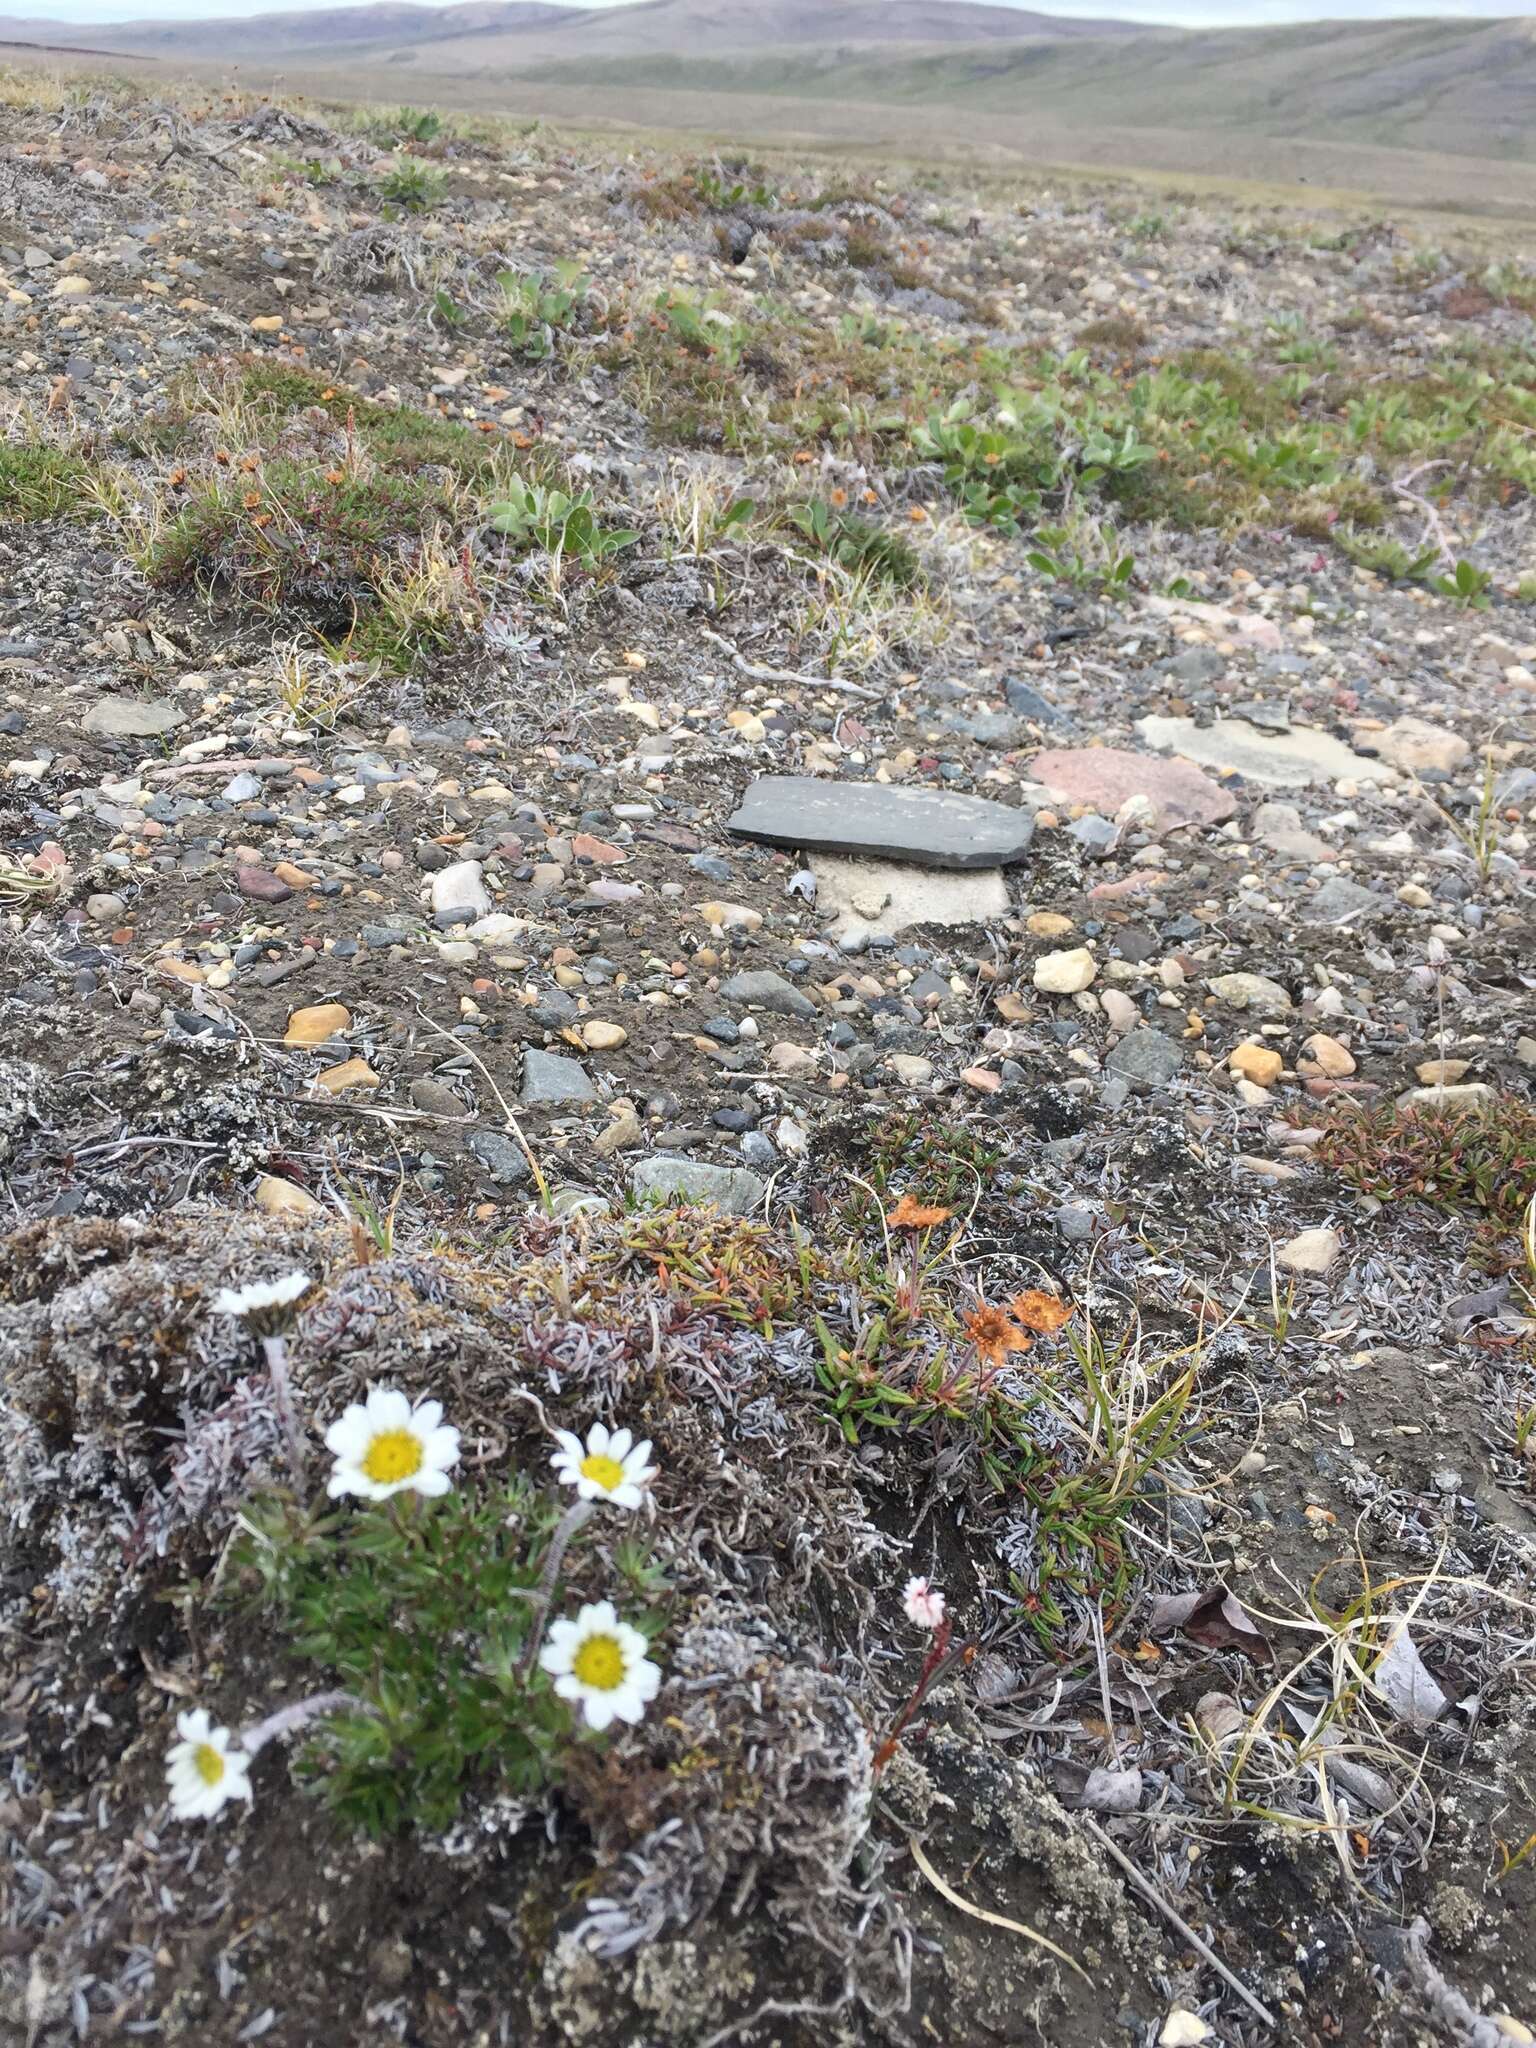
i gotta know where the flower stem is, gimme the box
[872,1619,960,1776]
[240,1688,361,1757]
[261,1332,306,1488]
[518,1498,594,1677]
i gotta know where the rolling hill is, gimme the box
[0,0,1147,65]
[506,11,1536,164]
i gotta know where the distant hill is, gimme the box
[0,0,1146,65]
[506,12,1536,164]
[2,1,1531,174]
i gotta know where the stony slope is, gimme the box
[2,70,1536,2048]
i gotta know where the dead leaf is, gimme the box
[1370,1625,1448,1731]
[1148,1585,1273,1664]
[1080,1765,1143,1813]
[1195,1691,1246,1745]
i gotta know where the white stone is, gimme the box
[1277,1227,1342,1275]
[1137,714,1395,789]
[1372,717,1471,776]
[1033,946,1098,995]
[811,854,1010,944]
[431,859,491,922]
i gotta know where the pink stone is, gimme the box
[236,865,293,903]
[1031,747,1236,829]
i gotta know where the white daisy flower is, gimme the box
[324,1388,461,1502]
[903,1577,947,1630]
[549,1422,656,1511]
[539,1600,661,1731]
[212,1271,313,1328]
[165,1707,253,1821]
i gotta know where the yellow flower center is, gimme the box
[571,1634,626,1691]
[579,1451,626,1493]
[361,1429,424,1485]
[193,1742,226,1787]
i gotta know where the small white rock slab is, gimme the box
[811,854,1009,943]
[1136,714,1397,790]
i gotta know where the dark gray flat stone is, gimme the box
[1105,1030,1183,1087]
[728,776,1034,871]
[521,1049,595,1105]
[1303,876,1382,922]
[721,969,817,1020]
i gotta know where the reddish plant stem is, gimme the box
[872,1620,963,1775]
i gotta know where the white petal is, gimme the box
[177,1707,211,1744]
[413,1468,452,1498]
[581,1691,619,1731]
[370,1388,412,1432]
[581,1599,619,1633]
[550,1669,582,1698]
[412,1399,443,1435]
[551,1430,584,1461]
[420,1426,461,1471]
[324,1407,371,1456]
[606,1485,643,1511]
[586,1422,611,1456]
[607,1427,633,1461]
[625,1438,653,1473]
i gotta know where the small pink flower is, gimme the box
[903,1577,946,1630]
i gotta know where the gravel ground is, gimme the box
[2,74,1536,2048]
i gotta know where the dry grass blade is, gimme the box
[909,1836,1094,1986]
[1082,1818,1277,2027]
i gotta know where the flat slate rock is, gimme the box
[1030,746,1236,829]
[721,968,817,1020]
[727,775,1034,871]
[629,1156,766,1216]
[1303,876,1382,922]
[82,697,185,739]
[1105,1030,1183,1086]
[521,1048,596,1105]
[1135,715,1395,790]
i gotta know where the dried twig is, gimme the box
[1082,1816,1276,2027]
[1392,461,1457,573]
[699,626,881,702]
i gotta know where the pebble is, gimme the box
[1399,1082,1495,1111]
[1414,1058,1469,1085]
[1372,716,1471,775]
[1230,1042,1284,1087]
[431,859,492,926]
[314,1056,378,1093]
[1208,972,1292,1013]
[696,899,762,932]
[284,1002,351,1046]
[468,1129,530,1184]
[721,969,817,1019]
[1105,1030,1182,1086]
[1299,1033,1355,1078]
[581,1020,629,1051]
[254,1174,322,1217]
[629,1156,766,1215]
[886,1053,934,1085]
[1276,1227,1342,1275]
[1033,946,1097,994]
[410,1078,468,1117]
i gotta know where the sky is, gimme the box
[8,0,1536,27]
